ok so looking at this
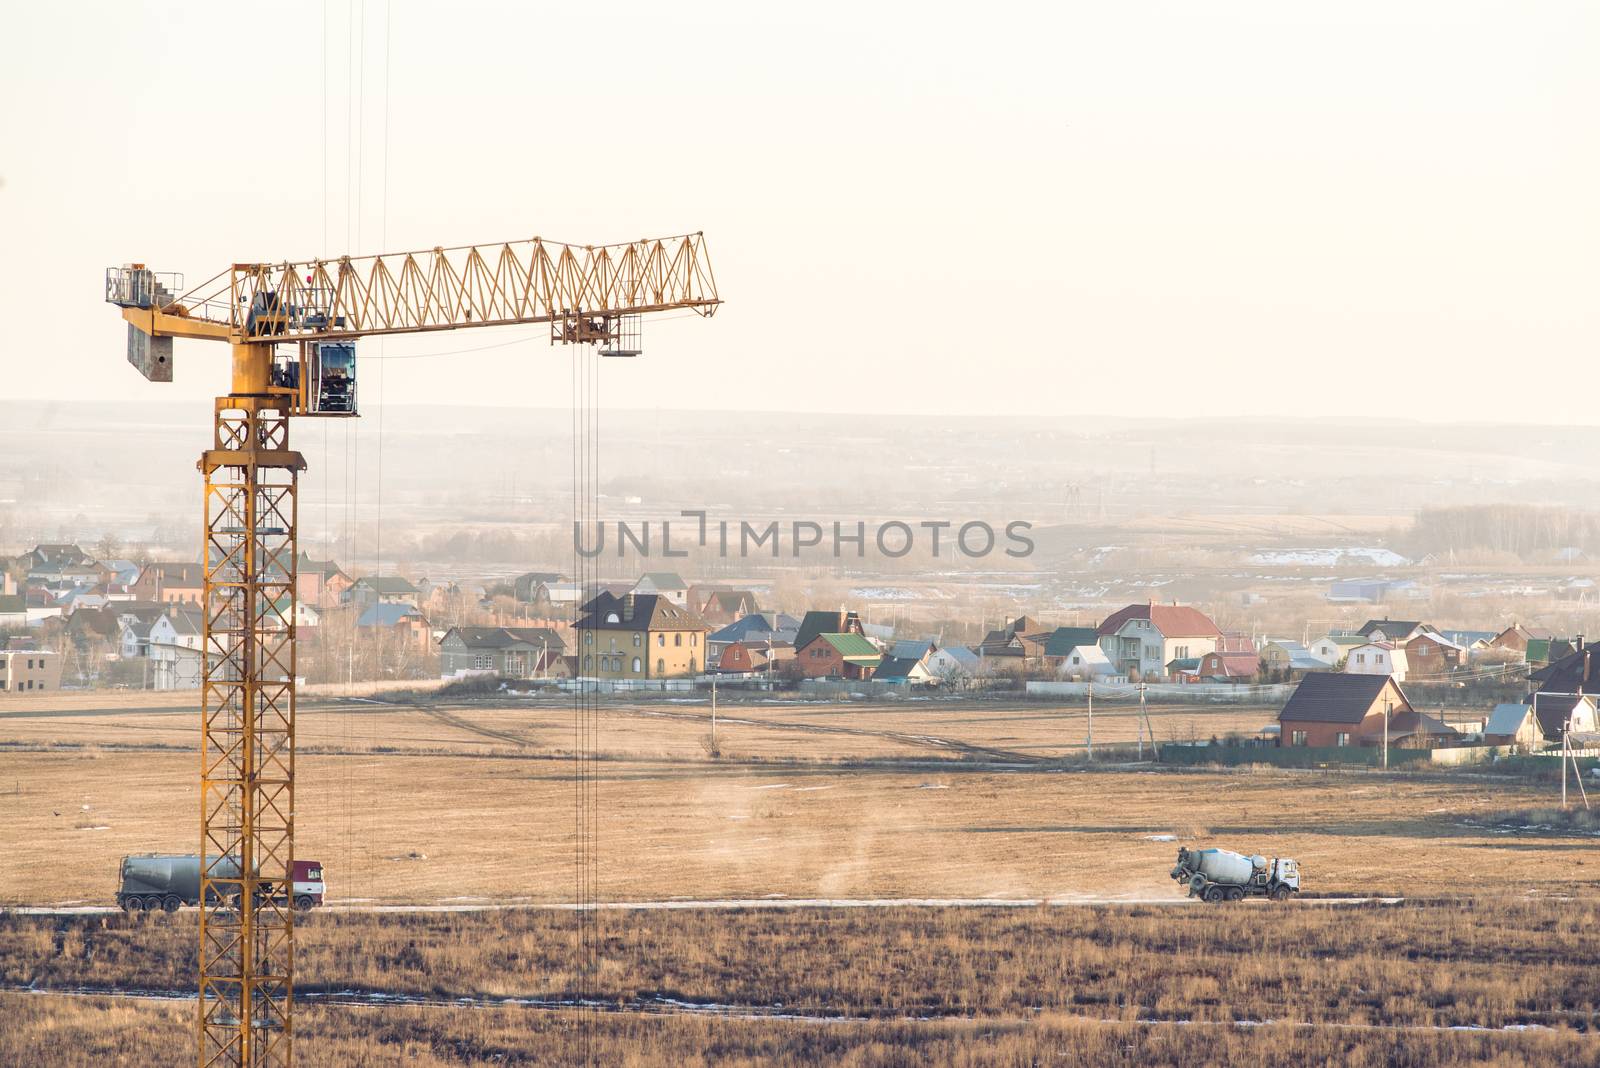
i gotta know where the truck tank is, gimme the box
[119,855,241,902]
[1187,848,1254,886]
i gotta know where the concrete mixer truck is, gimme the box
[1170,847,1299,902]
[116,854,326,913]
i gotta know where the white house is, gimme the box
[149,608,204,652]
[1344,641,1409,682]
[1055,642,1116,680]
[1096,603,1224,680]
[924,645,979,682]
[1309,634,1365,666]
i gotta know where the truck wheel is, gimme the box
[1270,885,1291,902]
[162,895,181,913]
[119,897,138,914]
[1203,885,1224,903]
[294,895,313,912]
[1226,886,1245,902]
[127,896,148,912]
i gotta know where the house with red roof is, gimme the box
[1197,649,1261,683]
[1096,601,1225,680]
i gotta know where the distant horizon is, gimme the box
[0,395,1592,432]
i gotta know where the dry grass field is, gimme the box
[2,694,1594,907]
[4,689,1596,1064]
[4,902,1598,1064]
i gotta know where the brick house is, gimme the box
[1405,632,1466,677]
[695,588,760,627]
[297,555,353,610]
[576,592,709,680]
[1278,673,1418,748]
[132,562,205,606]
[1197,650,1260,682]
[794,632,882,680]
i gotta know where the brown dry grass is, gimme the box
[5,902,1599,1065]
[9,993,1588,1067]
[1,695,1592,906]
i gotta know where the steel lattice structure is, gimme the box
[200,399,303,1065]
[104,229,717,1067]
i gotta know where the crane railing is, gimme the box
[160,233,719,342]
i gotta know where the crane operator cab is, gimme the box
[270,342,358,416]
[303,343,357,415]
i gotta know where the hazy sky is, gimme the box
[2,2,1596,421]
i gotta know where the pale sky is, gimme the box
[2,2,1596,421]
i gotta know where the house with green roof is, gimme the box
[795,631,883,680]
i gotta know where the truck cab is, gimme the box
[290,859,326,910]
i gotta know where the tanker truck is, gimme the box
[1170,847,1299,902]
[116,855,326,913]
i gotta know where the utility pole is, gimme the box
[1086,679,1094,761]
[710,671,718,749]
[1562,723,1569,809]
[1139,682,1158,761]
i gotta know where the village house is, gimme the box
[1404,631,1466,677]
[1345,641,1408,681]
[296,555,353,610]
[0,593,25,629]
[148,607,204,652]
[20,543,94,574]
[1526,640,1600,699]
[693,588,761,627]
[1096,602,1224,680]
[631,572,690,606]
[1278,673,1425,748]
[1356,618,1435,644]
[707,612,800,666]
[576,592,709,680]
[794,632,882,680]
[1488,623,1544,659]
[0,646,63,693]
[1042,626,1098,667]
[792,610,865,656]
[1531,694,1598,745]
[132,562,205,606]
[347,575,419,610]
[1197,650,1260,683]
[1482,702,1543,749]
[264,594,320,632]
[356,603,433,654]
[978,616,1054,666]
[1308,633,1365,666]
[1259,640,1325,679]
[1053,631,1117,680]
[716,640,794,676]
[438,626,567,679]
[872,654,936,686]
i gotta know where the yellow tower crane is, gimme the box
[104,234,719,1067]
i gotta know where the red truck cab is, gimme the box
[291,860,326,910]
